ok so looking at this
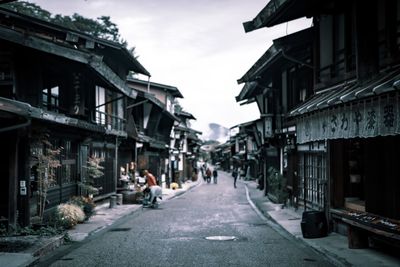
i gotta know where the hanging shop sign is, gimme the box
[296,94,400,144]
[264,116,273,138]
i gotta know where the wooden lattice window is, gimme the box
[298,152,327,210]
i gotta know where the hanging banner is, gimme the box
[296,94,400,144]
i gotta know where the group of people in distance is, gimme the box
[143,163,246,205]
[200,163,247,188]
[201,164,218,184]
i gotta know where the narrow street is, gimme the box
[38,172,334,267]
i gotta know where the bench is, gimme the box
[329,209,400,249]
[343,217,400,248]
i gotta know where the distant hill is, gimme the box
[203,123,229,143]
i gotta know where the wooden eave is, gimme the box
[127,77,183,98]
[175,126,202,140]
[237,45,281,84]
[0,7,150,77]
[0,97,120,135]
[239,98,256,106]
[239,28,313,85]
[103,47,150,77]
[134,90,180,122]
[236,81,259,102]
[238,29,313,102]
[243,0,315,32]
[128,92,177,142]
[273,27,314,48]
[136,132,167,150]
[0,25,137,98]
[289,68,400,117]
[230,119,260,131]
[175,110,196,120]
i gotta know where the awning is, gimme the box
[290,69,400,117]
[293,69,400,143]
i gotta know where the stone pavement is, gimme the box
[3,176,400,267]
[243,179,400,267]
[0,179,199,267]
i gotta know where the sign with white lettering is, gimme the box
[296,95,400,143]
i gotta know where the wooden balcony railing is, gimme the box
[93,110,126,132]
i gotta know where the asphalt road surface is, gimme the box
[38,172,334,267]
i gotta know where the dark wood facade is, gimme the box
[173,111,202,184]
[236,28,314,201]
[242,0,400,249]
[0,8,149,228]
[126,78,183,185]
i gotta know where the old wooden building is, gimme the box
[126,78,182,185]
[0,8,150,228]
[237,28,313,201]
[173,110,202,184]
[243,0,400,248]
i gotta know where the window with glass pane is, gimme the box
[95,86,125,131]
[42,86,59,112]
[95,86,106,125]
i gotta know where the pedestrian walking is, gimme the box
[205,167,212,183]
[232,168,238,188]
[212,168,218,184]
[200,165,205,181]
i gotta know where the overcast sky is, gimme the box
[28,0,310,138]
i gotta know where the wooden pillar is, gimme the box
[18,134,30,227]
[8,134,18,229]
